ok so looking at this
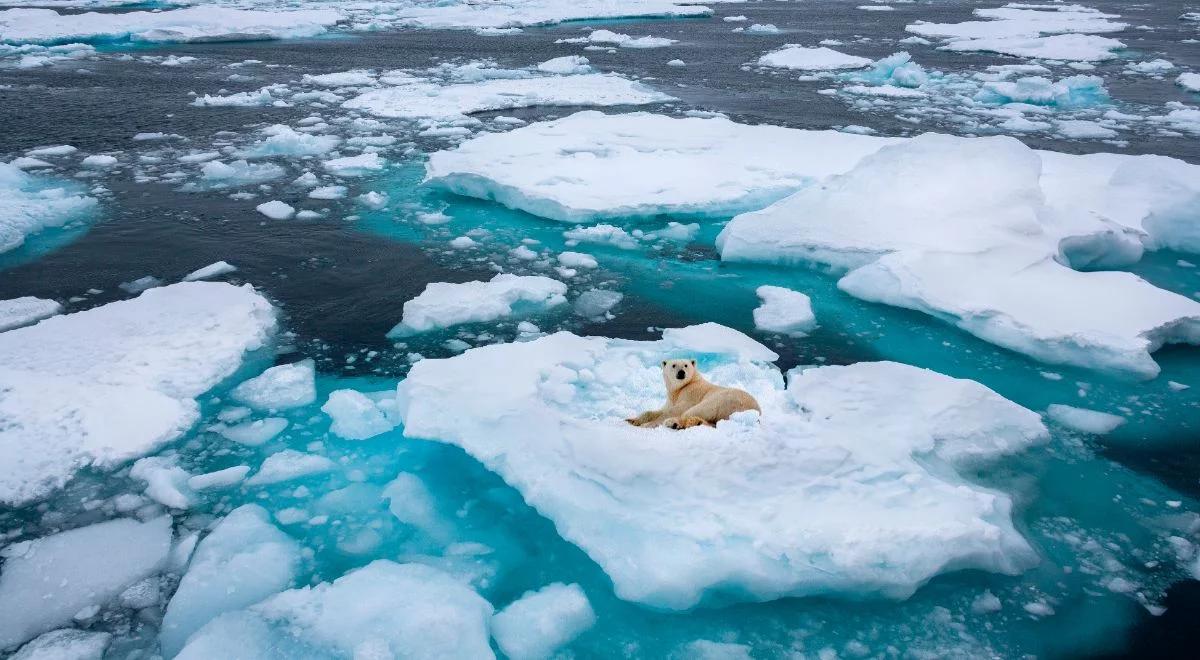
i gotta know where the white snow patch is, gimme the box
[388,274,567,336]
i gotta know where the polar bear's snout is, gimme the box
[676,369,687,380]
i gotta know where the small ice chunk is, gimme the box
[231,360,316,411]
[0,297,61,332]
[308,185,346,200]
[537,55,591,75]
[753,286,816,337]
[492,583,596,660]
[322,389,396,440]
[176,561,493,660]
[159,505,301,657]
[573,289,623,319]
[0,517,171,649]
[119,275,162,294]
[10,629,112,660]
[246,449,335,486]
[322,152,385,176]
[1177,72,1200,93]
[1045,404,1126,434]
[558,251,597,269]
[255,200,294,220]
[80,154,117,169]
[758,45,872,71]
[187,465,250,491]
[182,261,237,282]
[130,456,195,509]
[388,274,567,336]
[217,417,289,446]
[971,590,1003,614]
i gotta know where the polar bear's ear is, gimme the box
[690,359,696,366]
[661,360,667,366]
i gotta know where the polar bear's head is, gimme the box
[661,358,698,392]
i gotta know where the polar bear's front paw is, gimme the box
[663,417,681,430]
[678,416,707,429]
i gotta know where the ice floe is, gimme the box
[0,162,96,254]
[758,45,872,70]
[181,260,236,282]
[425,111,892,223]
[343,72,673,122]
[230,359,317,411]
[0,296,60,332]
[753,286,816,337]
[492,583,596,660]
[557,29,677,49]
[10,629,111,660]
[0,516,172,649]
[0,282,276,505]
[906,3,1127,61]
[395,325,1047,608]
[719,132,1200,377]
[176,561,494,659]
[388,274,568,336]
[0,7,343,46]
[1045,403,1125,434]
[394,0,711,31]
[159,505,302,656]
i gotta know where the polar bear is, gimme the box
[625,358,761,430]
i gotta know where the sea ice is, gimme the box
[159,505,302,657]
[322,389,396,440]
[255,200,294,220]
[238,124,340,159]
[753,286,816,337]
[425,111,895,223]
[10,629,111,660]
[343,73,673,122]
[388,274,568,336]
[1177,72,1200,92]
[246,449,336,486]
[321,152,384,176]
[197,160,284,188]
[557,29,677,48]
[217,417,288,446]
[0,296,60,332]
[1045,404,1126,434]
[0,162,96,254]
[0,282,275,505]
[0,7,343,46]
[181,260,236,282]
[492,583,596,660]
[130,456,194,509]
[394,0,710,31]
[231,359,316,411]
[395,326,1046,609]
[0,517,172,649]
[907,4,1127,61]
[176,561,494,659]
[718,133,1200,377]
[758,45,872,70]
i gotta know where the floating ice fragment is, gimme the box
[255,200,294,220]
[0,296,60,332]
[492,583,596,660]
[1045,404,1126,434]
[758,45,872,70]
[182,260,236,282]
[388,274,567,336]
[231,360,316,411]
[246,449,335,486]
[753,286,816,337]
[322,389,396,440]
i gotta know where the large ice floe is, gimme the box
[906,3,1127,61]
[0,162,96,254]
[343,72,673,122]
[430,111,1200,377]
[395,324,1048,609]
[176,560,494,659]
[425,111,892,223]
[393,0,711,31]
[0,516,172,649]
[0,7,343,45]
[0,282,276,505]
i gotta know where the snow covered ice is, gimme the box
[0,162,96,254]
[0,282,276,505]
[426,111,892,223]
[176,561,494,660]
[388,273,568,336]
[492,583,596,660]
[397,325,1047,609]
[0,296,60,332]
[0,516,172,648]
